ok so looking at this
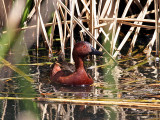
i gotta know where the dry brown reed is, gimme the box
[51,0,159,59]
[2,0,160,60]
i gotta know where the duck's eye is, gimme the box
[83,45,86,48]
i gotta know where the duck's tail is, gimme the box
[51,63,61,77]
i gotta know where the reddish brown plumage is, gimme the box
[50,41,102,86]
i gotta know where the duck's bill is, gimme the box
[90,47,103,56]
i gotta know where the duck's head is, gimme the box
[73,41,103,58]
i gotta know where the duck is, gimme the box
[50,41,103,86]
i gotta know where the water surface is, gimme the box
[0,52,160,120]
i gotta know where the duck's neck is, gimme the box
[73,56,85,70]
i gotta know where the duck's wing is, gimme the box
[50,69,73,84]
[61,61,75,72]
[57,52,75,72]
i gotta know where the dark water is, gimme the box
[0,52,160,120]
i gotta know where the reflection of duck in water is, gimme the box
[50,41,103,86]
